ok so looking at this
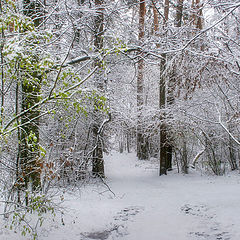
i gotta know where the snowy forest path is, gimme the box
[26,152,240,240]
[102,152,240,240]
[88,153,240,240]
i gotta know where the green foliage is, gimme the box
[1,0,110,238]
[26,131,38,152]
[6,193,55,240]
[4,31,54,82]
[1,0,110,137]
[1,0,53,94]
[54,88,108,123]
[100,37,128,55]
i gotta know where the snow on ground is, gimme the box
[1,151,240,240]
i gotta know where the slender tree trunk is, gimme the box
[92,0,105,177]
[191,0,203,30]
[228,123,238,170]
[0,0,4,126]
[153,3,159,34]
[75,0,85,44]
[16,68,21,203]
[127,131,130,153]
[159,0,169,175]
[159,53,167,175]
[182,139,188,174]
[137,0,148,160]
[195,0,203,30]
[176,0,184,27]
[92,124,105,177]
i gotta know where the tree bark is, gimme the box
[20,75,41,192]
[195,0,203,30]
[175,0,184,27]
[159,0,169,175]
[191,0,203,30]
[137,0,148,160]
[164,0,186,173]
[182,139,188,174]
[92,0,105,177]
[0,0,4,126]
[19,0,44,194]
[159,53,167,175]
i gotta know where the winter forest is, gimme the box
[0,0,240,239]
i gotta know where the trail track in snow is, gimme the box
[76,152,240,240]
[1,152,240,240]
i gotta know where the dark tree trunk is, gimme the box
[228,130,238,170]
[92,124,104,177]
[137,0,148,160]
[159,125,167,175]
[92,0,105,177]
[175,0,184,27]
[195,0,203,30]
[20,76,41,191]
[191,0,203,30]
[164,0,186,172]
[182,139,188,174]
[166,144,173,170]
[19,0,44,194]
[126,132,131,153]
[0,0,4,126]
[159,0,169,175]
[160,0,185,174]
[159,53,167,175]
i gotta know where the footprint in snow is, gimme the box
[80,206,144,240]
[80,225,120,240]
[113,206,144,222]
[189,231,231,240]
[181,204,231,240]
[181,204,211,218]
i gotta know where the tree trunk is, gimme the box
[160,0,185,175]
[228,125,238,170]
[159,0,169,175]
[92,124,105,177]
[136,0,148,160]
[182,139,188,174]
[175,0,184,27]
[0,0,5,129]
[159,53,167,175]
[126,132,131,153]
[19,0,44,194]
[0,12,4,127]
[191,0,203,30]
[164,0,185,173]
[153,2,159,33]
[92,0,105,178]
[20,76,41,192]
[195,0,203,30]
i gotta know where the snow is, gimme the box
[1,151,240,240]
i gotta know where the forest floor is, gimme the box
[1,151,240,240]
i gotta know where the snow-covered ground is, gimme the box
[1,152,240,240]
